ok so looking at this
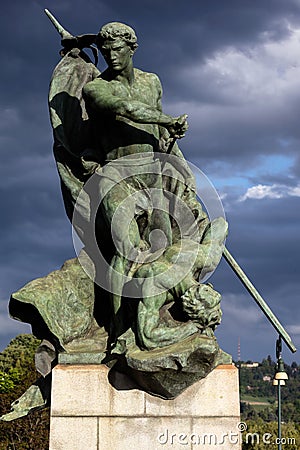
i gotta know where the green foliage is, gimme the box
[0,368,23,394]
[0,371,15,394]
[242,419,299,449]
[239,356,300,424]
[0,335,40,399]
[0,334,50,449]
[0,334,41,373]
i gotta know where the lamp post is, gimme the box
[273,336,288,450]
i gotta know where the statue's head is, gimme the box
[181,284,222,330]
[96,22,138,71]
[96,22,138,50]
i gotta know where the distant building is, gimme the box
[240,362,259,368]
[263,375,271,382]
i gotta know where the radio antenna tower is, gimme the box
[238,336,241,363]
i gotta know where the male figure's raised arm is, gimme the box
[83,78,175,127]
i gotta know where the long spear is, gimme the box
[45,9,296,354]
[167,135,296,353]
[45,8,74,40]
[223,247,296,353]
[45,9,97,50]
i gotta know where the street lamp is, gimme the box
[273,336,288,450]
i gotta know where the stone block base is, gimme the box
[49,364,241,449]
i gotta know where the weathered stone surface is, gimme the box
[49,417,98,450]
[145,364,240,416]
[49,364,241,450]
[98,417,193,450]
[51,365,145,417]
[191,417,242,449]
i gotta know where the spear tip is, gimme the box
[44,8,74,40]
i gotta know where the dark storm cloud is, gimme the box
[0,149,74,248]
[210,195,299,293]
[0,0,299,361]
[215,291,295,363]
[170,52,300,169]
[220,195,300,288]
[4,0,300,80]
[208,191,300,361]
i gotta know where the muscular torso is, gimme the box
[85,68,162,162]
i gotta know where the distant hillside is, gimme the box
[238,356,300,423]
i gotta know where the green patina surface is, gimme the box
[1,16,232,421]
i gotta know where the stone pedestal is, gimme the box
[49,364,241,450]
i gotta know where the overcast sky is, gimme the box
[1,0,300,364]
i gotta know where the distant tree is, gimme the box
[242,419,299,449]
[0,335,50,449]
[0,371,15,394]
[239,354,300,425]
